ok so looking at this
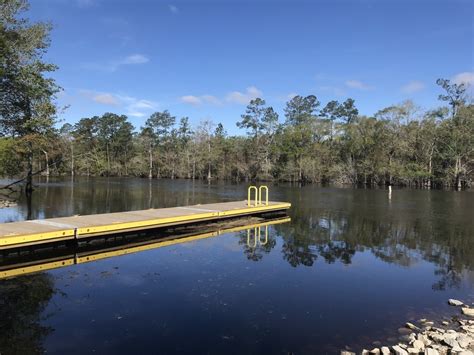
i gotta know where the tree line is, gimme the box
[1,88,473,189]
[1,0,473,189]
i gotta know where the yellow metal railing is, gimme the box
[246,225,269,248]
[247,185,269,207]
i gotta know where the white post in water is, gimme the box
[388,185,392,200]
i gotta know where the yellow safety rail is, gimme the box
[246,225,269,248]
[247,185,269,206]
[259,185,268,206]
[248,186,258,206]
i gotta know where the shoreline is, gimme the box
[342,299,474,355]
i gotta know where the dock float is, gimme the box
[0,186,290,249]
[0,216,291,279]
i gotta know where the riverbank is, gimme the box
[342,299,474,355]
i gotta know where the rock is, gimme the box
[362,350,370,355]
[417,334,431,346]
[392,345,408,355]
[449,299,464,306]
[340,351,355,355]
[428,333,444,343]
[381,347,391,355]
[399,327,413,335]
[412,339,425,350]
[441,321,449,326]
[462,307,474,317]
[424,349,439,355]
[451,345,465,353]
[457,351,474,355]
[457,333,471,348]
[370,348,381,355]
[406,322,420,331]
[442,336,459,348]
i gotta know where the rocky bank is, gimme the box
[341,299,474,355]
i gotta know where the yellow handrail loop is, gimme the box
[247,185,258,206]
[247,228,258,248]
[246,226,269,247]
[258,185,269,206]
[248,185,269,206]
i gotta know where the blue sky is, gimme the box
[28,0,473,134]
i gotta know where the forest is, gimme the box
[1,0,473,189]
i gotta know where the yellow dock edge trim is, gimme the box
[0,229,75,247]
[0,202,291,248]
[0,217,291,279]
[0,259,75,279]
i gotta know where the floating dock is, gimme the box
[0,216,291,279]
[0,186,290,249]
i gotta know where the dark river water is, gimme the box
[1,177,473,354]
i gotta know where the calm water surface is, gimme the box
[1,177,473,354]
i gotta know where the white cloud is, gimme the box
[180,94,222,106]
[181,95,202,105]
[83,54,150,72]
[169,5,179,14]
[80,90,158,117]
[122,54,149,65]
[452,71,474,86]
[179,88,261,107]
[225,86,263,105]
[93,93,120,105]
[401,81,425,94]
[345,80,373,90]
[201,95,221,105]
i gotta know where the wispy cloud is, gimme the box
[122,54,149,65]
[225,86,262,105]
[181,95,202,106]
[169,5,179,14]
[180,94,222,106]
[452,71,474,86]
[83,54,150,72]
[180,87,262,107]
[345,80,374,90]
[80,90,158,117]
[401,80,425,94]
[93,93,120,105]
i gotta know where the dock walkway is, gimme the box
[0,199,290,249]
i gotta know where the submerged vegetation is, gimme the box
[0,0,473,189]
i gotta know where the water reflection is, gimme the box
[0,217,291,280]
[238,226,277,261]
[1,178,473,354]
[0,274,55,354]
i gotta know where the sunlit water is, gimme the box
[1,177,473,354]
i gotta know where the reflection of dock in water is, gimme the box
[0,216,290,279]
[0,186,290,249]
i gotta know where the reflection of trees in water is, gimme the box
[238,229,277,261]
[0,274,55,353]
[253,203,474,290]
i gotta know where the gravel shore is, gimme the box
[341,299,474,355]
